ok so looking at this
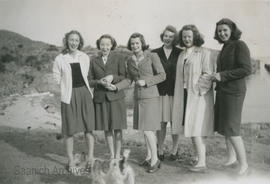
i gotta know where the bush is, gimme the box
[1,54,16,63]
[0,62,5,72]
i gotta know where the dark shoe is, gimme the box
[169,152,179,161]
[85,161,94,173]
[147,160,161,173]
[189,166,207,173]
[158,154,165,161]
[139,159,151,167]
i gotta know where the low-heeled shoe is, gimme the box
[147,160,161,173]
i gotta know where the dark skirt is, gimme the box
[61,86,95,136]
[94,98,127,130]
[214,91,245,136]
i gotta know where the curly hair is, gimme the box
[178,25,204,47]
[160,25,178,46]
[62,30,84,54]
[96,34,117,50]
[127,32,149,51]
[214,18,242,44]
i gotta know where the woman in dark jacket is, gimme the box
[152,25,182,161]
[211,18,251,175]
[88,34,127,159]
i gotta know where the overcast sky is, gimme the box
[0,0,270,57]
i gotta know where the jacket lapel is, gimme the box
[95,53,106,71]
[157,47,167,63]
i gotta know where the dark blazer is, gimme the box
[216,40,252,94]
[116,50,166,99]
[152,46,182,96]
[88,51,126,103]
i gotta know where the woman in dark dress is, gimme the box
[53,30,95,174]
[152,25,182,161]
[211,18,252,175]
[88,34,127,159]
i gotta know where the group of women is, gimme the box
[53,18,252,176]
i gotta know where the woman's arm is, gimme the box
[112,54,127,84]
[144,53,166,87]
[88,59,102,88]
[219,41,252,82]
[52,55,61,85]
[197,49,214,95]
[115,60,133,91]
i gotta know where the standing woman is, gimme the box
[88,34,127,159]
[212,18,251,175]
[152,25,182,161]
[116,33,166,173]
[53,30,95,174]
[172,25,215,171]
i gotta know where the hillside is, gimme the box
[0,30,132,97]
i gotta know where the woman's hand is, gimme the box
[106,84,118,91]
[101,75,113,84]
[210,73,221,82]
[98,79,110,87]
[136,80,146,87]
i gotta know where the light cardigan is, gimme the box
[52,50,93,104]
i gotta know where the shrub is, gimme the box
[1,54,16,63]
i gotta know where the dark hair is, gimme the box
[160,25,178,46]
[127,32,149,51]
[62,30,84,54]
[214,18,242,44]
[96,34,117,50]
[178,25,204,47]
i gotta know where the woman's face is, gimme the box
[182,30,193,48]
[163,30,175,47]
[68,33,80,52]
[217,24,232,43]
[130,37,142,54]
[100,38,112,56]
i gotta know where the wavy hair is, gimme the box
[96,34,117,50]
[160,25,178,46]
[127,32,149,51]
[214,18,242,44]
[178,25,204,47]
[62,30,84,54]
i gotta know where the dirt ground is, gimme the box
[0,93,270,184]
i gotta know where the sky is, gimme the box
[0,0,270,57]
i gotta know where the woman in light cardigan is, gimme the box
[53,30,95,174]
[172,25,215,172]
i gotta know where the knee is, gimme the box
[114,130,122,139]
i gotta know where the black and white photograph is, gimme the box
[0,0,269,183]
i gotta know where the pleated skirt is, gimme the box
[61,86,95,136]
[160,95,174,122]
[133,97,161,131]
[94,98,127,131]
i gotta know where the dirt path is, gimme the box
[0,94,270,184]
